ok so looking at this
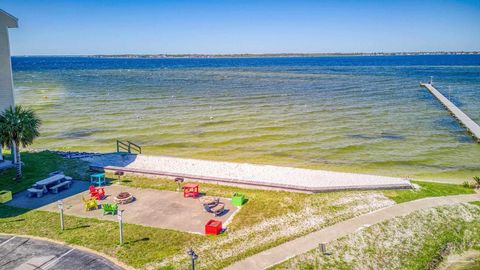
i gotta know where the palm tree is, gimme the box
[0,105,41,179]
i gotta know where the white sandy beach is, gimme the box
[84,153,412,192]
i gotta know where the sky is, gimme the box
[2,0,480,55]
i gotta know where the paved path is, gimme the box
[86,153,412,192]
[225,193,480,270]
[6,180,90,209]
[0,160,13,171]
[0,235,124,270]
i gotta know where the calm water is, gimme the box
[12,55,480,181]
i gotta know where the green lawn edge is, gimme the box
[383,180,475,203]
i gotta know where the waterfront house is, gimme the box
[0,9,18,160]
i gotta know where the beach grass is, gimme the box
[271,204,480,270]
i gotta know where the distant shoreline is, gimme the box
[13,51,480,58]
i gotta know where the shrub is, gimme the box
[462,181,473,189]
[473,176,480,186]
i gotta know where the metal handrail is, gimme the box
[127,141,141,153]
[116,140,142,154]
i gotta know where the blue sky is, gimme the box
[3,0,480,55]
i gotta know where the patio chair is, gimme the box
[208,197,220,206]
[102,203,118,216]
[89,185,105,200]
[82,196,98,211]
[211,202,225,216]
[203,204,213,213]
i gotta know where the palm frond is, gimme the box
[0,105,41,149]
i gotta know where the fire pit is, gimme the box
[114,192,134,204]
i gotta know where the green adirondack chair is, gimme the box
[103,203,118,215]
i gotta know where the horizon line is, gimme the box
[11,51,480,58]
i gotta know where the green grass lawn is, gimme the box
[0,204,200,269]
[0,151,89,193]
[470,201,480,207]
[382,181,475,203]
[0,151,477,269]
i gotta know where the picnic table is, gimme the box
[28,174,72,198]
[35,174,65,193]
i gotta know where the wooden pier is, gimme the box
[420,82,480,143]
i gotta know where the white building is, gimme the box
[0,9,18,160]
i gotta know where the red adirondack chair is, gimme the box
[89,185,105,200]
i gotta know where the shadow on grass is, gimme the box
[0,205,30,219]
[126,237,150,245]
[0,218,26,223]
[65,224,91,231]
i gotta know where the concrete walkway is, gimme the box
[0,160,13,171]
[225,193,480,270]
[0,235,124,270]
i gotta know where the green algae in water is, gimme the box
[12,56,480,183]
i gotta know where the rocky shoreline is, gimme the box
[47,150,104,159]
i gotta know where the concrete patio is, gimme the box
[7,181,239,234]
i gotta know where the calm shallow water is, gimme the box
[12,55,480,181]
